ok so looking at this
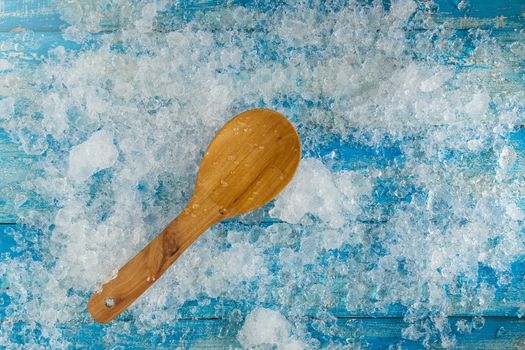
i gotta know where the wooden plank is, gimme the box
[434,0,525,20]
[0,7,522,66]
[0,0,256,33]
[430,17,525,30]
[0,0,524,33]
[427,0,525,30]
[0,316,523,349]
[1,223,524,320]
[0,0,64,32]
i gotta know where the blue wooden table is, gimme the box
[1,0,525,348]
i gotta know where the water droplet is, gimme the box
[192,204,200,209]
[104,298,115,308]
[227,155,236,161]
[220,179,228,187]
[496,327,506,338]
[258,145,265,150]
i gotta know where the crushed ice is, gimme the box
[1,0,524,348]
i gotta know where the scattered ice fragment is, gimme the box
[467,139,483,152]
[495,326,506,338]
[419,70,452,92]
[62,26,90,43]
[385,0,418,24]
[0,59,14,71]
[472,316,485,330]
[134,2,162,33]
[465,92,490,116]
[497,272,512,286]
[517,306,525,318]
[270,158,344,227]
[509,42,525,57]
[505,202,524,221]
[214,243,265,283]
[270,158,372,228]
[496,146,517,181]
[68,130,118,181]
[498,146,517,169]
[456,0,470,12]
[237,308,307,350]
[0,97,15,119]
[455,319,472,334]
[321,229,345,250]
[41,93,68,137]
[47,45,67,62]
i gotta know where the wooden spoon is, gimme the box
[87,108,301,323]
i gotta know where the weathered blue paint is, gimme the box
[1,316,524,349]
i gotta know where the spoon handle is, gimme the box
[87,201,221,323]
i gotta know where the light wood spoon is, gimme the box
[87,108,301,323]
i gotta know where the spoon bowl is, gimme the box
[195,108,301,218]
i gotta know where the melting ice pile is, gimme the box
[1,0,524,348]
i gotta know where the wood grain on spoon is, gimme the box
[87,108,301,323]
